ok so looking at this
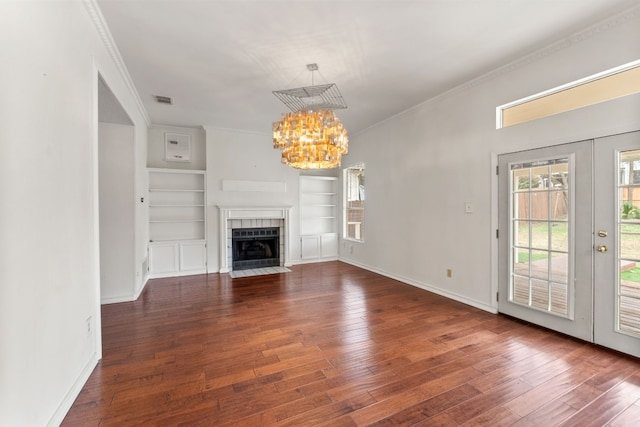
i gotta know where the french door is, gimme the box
[498,132,640,358]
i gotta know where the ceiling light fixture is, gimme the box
[272,64,349,169]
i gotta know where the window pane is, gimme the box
[529,166,548,191]
[509,157,571,318]
[513,169,530,192]
[617,151,640,337]
[550,221,568,252]
[530,250,549,280]
[550,282,568,315]
[550,190,568,219]
[512,275,530,305]
[550,253,568,284]
[620,227,640,260]
[531,279,550,310]
[513,220,529,248]
[620,262,640,298]
[550,162,569,190]
[530,221,549,251]
[530,192,550,220]
[619,295,640,337]
[344,164,365,241]
[513,192,529,219]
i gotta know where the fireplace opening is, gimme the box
[232,227,280,270]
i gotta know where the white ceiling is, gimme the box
[97,0,639,134]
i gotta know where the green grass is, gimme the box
[621,266,640,283]
[517,252,548,263]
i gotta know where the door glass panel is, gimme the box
[550,221,569,252]
[531,192,550,220]
[530,250,549,279]
[550,190,569,219]
[550,282,569,314]
[510,158,571,317]
[531,279,550,309]
[513,168,530,192]
[514,220,529,247]
[512,275,530,305]
[529,166,548,191]
[530,221,549,250]
[550,255,569,284]
[617,150,640,338]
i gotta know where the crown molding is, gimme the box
[203,125,271,137]
[471,3,640,90]
[83,0,150,126]
[355,3,640,137]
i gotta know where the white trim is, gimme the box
[90,59,103,358]
[355,4,640,137]
[48,353,99,427]
[203,125,270,137]
[82,0,150,126]
[101,276,149,304]
[496,59,640,129]
[222,180,287,193]
[217,206,292,273]
[339,258,497,314]
[491,152,499,308]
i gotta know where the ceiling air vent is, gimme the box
[155,95,173,105]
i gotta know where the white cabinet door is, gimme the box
[180,241,207,272]
[321,233,339,258]
[301,236,320,260]
[149,241,206,278]
[149,243,180,275]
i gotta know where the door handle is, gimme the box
[596,245,608,252]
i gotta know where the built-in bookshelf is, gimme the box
[299,176,339,261]
[147,168,206,277]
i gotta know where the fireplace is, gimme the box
[232,227,279,270]
[217,206,292,273]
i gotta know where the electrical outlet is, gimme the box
[86,316,92,334]
[447,269,452,278]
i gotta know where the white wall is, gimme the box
[99,123,136,303]
[204,127,302,272]
[0,1,148,425]
[148,125,206,170]
[340,7,640,312]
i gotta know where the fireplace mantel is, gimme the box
[218,206,292,273]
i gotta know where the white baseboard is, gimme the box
[134,274,149,300]
[101,274,150,305]
[339,258,497,314]
[48,352,99,427]
[292,256,339,266]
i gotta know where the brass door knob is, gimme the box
[596,245,608,252]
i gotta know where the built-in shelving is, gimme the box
[299,176,339,261]
[147,168,207,277]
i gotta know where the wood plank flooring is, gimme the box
[62,261,640,426]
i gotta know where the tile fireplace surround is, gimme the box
[217,206,292,273]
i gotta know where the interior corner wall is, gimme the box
[99,123,136,303]
[0,2,149,425]
[339,9,640,312]
[147,125,207,170]
[204,127,302,272]
[134,121,150,297]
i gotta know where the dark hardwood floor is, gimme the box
[63,261,640,426]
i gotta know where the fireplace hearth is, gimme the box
[232,227,280,270]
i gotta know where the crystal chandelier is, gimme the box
[272,64,349,169]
